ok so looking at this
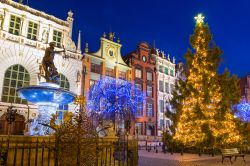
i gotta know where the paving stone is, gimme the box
[139,150,249,166]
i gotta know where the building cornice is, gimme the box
[0,0,69,26]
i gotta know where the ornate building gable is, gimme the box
[87,32,129,69]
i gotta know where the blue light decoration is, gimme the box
[17,82,76,135]
[87,77,144,121]
[235,101,250,122]
[17,82,76,105]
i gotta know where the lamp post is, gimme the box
[82,65,87,97]
[5,106,17,150]
[6,106,17,135]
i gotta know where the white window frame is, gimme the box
[135,69,142,78]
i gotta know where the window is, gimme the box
[135,122,143,135]
[135,69,142,78]
[56,111,64,124]
[165,82,170,93]
[160,100,164,113]
[135,83,142,91]
[159,66,163,73]
[27,21,38,40]
[146,123,154,136]
[170,84,175,93]
[90,80,96,87]
[59,74,70,91]
[106,67,114,77]
[166,120,171,128]
[9,15,21,35]
[170,69,174,76]
[146,103,153,117]
[146,86,153,97]
[159,81,164,92]
[59,74,70,111]
[119,71,126,80]
[53,30,62,47]
[160,119,164,129]
[165,68,169,75]
[135,103,143,117]
[147,71,153,81]
[2,65,29,104]
[91,63,101,74]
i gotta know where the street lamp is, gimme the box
[82,65,87,97]
[5,106,17,151]
[6,106,17,135]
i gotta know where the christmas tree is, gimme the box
[173,14,242,148]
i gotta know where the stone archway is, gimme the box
[0,113,25,135]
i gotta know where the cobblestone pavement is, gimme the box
[139,150,249,166]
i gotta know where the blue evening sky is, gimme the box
[25,0,249,77]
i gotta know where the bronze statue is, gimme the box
[42,42,65,84]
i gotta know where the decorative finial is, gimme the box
[103,32,106,38]
[168,54,170,60]
[109,32,114,41]
[117,38,120,43]
[173,57,175,64]
[68,10,73,18]
[156,49,159,55]
[161,51,165,57]
[194,13,205,25]
[85,42,89,53]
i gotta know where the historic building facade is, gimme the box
[123,42,157,137]
[0,0,82,134]
[151,49,177,136]
[82,32,131,97]
[240,74,250,103]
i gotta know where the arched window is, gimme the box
[2,65,30,104]
[59,74,70,90]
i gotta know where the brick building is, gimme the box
[239,75,250,103]
[123,42,157,136]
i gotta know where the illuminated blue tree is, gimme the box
[87,77,144,122]
[235,101,250,122]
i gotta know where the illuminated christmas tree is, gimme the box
[173,14,242,147]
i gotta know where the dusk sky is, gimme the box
[27,0,249,77]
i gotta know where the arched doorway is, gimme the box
[0,113,25,135]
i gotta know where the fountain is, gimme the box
[17,42,76,135]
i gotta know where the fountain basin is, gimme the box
[17,82,76,105]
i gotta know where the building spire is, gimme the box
[152,40,156,49]
[67,10,74,38]
[109,32,114,41]
[85,42,89,53]
[76,30,81,53]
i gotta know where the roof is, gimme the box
[1,0,68,26]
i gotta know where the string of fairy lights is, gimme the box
[87,77,144,121]
[173,14,242,146]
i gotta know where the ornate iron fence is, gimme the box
[0,136,138,166]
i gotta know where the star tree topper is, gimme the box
[194,13,205,25]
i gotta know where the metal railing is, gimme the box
[0,136,138,166]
